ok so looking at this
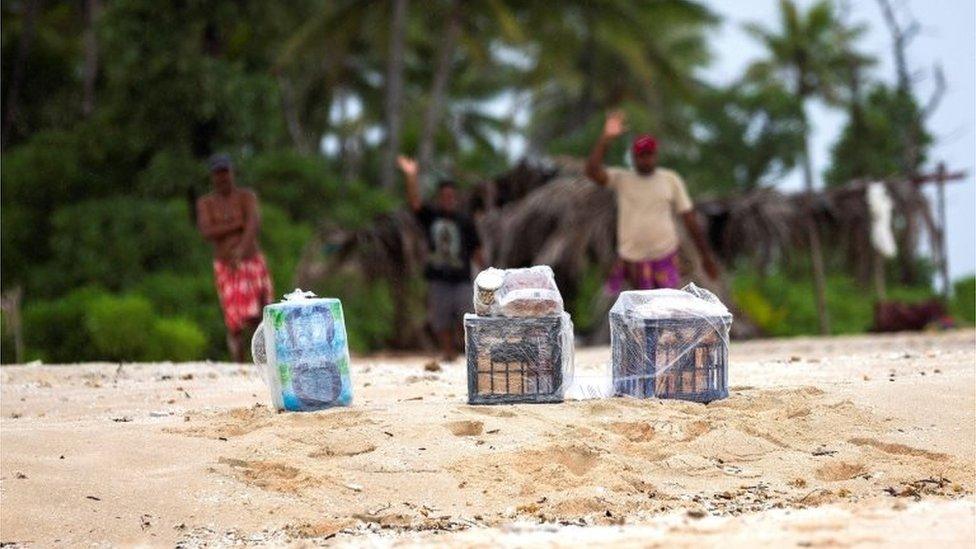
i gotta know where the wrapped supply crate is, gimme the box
[465,313,573,404]
[466,265,573,404]
[251,289,353,411]
[610,284,731,403]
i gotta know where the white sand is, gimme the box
[1,329,973,547]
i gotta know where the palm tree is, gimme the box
[380,0,408,190]
[416,0,461,183]
[459,0,722,204]
[744,0,853,192]
[745,0,864,335]
[513,0,718,153]
[275,0,523,186]
[2,0,42,149]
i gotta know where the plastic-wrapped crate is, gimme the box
[465,312,573,404]
[473,265,563,317]
[251,290,353,411]
[610,284,731,403]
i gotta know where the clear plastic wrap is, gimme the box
[609,283,731,403]
[464,312,574,404]
[251,289,353,411]
[473,265,563,317]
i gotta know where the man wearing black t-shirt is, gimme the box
[398,155,483,360]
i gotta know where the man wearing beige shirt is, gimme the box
[585,111,720,292]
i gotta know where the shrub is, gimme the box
[731,265,936,337]
[24,288,211,363]
[22,287,106,363]
[136,150,207,198]
[149,317,208,361]
[260,204,312,296]
[0,312,16,364]
[135,272,226,358]
[135,272,216,316]
[312,273,395,353]
[952,276,976,325]
[85,293,156,360]
[242,151,334,223]
[44,198,210,295]
[569,262,610,334]
[243,150,396,227]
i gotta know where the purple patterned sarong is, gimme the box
[605,250,681,294]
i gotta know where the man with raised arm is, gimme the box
[196,154,274,362]
[397,155,483,361]
[585,111,720,292]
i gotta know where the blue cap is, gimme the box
[207,153,233,173]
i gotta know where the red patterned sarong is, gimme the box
[213,253,274,333]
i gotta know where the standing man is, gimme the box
[196,154,274,362]
[397,155,483,361]
[585,111,720,292]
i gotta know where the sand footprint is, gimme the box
[550,446,599,476]
[815,461,867,481]
[605,421,655,442]
[445,420,484,436]
[217,457,317,494]
[848,437,949,461]
[460,406,516,418]
[307,439,377,458]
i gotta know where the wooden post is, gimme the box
[1,287,25,363]
[806,213,831,335]
[936,162,950,299]
[873,251,887,300]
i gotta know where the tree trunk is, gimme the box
[798,112,816,192]
[805,212,831,335]
[277,74,311,154]
[2,0,42,149]
[380,0,409,190]
[873,251,886,300]
[876,0,925,175]
[0,287,25,364]
[798,100,830,334]
[82,0,100,117]
[337,89,364,182]
[876,0,912,94]
[935,162,950,299]
[417,0,461,188]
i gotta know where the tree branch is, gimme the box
[922,63,946,120]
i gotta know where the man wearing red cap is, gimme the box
[585,111,719,292]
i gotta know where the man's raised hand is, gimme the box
[397,155,418,177]
[603,110,626,139]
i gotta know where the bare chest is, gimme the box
[205,195,245,224]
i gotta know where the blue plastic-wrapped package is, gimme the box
[251,289,353,411]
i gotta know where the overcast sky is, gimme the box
[703,0,975,282]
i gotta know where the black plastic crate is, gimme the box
[465,315,565,405]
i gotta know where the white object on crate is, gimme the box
[472,265,563,318]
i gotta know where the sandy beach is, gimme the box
[1,329,974,547]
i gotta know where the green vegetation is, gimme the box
[952,277,976,325]
[22,288,205,362]
[731,266,937,336]
[826,85,932,185]
[0,0,959,362]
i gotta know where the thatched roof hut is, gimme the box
[296,158,939,347]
